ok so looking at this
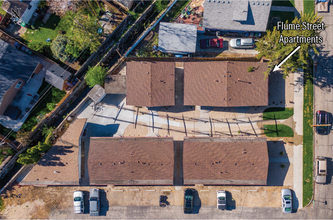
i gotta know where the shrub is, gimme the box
[51,35,70,62]
[85,65,108,88]
[247,66,255,72]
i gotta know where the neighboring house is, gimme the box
[126,61,175,107]
[88,137,174,185]
[104,75,127,94]
[183,137,269,185]
[20,118,87,186]
[158,22,197,55]
[184,61,268,106]
[0,39,72,131]
[203,0,272,36]
[1,0,40,26]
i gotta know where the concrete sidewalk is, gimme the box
[293,70,304,208]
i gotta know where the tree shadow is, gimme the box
[39,145,74,166]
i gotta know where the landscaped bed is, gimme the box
[264,124,294,137]
[20,81,66,132]
[303,58,313,207]
[263,108,294,120]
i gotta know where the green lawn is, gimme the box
[163,0,192,21]
[264,124,294,137]
[304,0,315,14]
[272,0,295,7]
[20,81,66,132]
[0,0,6,16]
[303,58,314,207]
[263,108,294,120]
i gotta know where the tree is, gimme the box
[85,65,108,88]
[65,9,102,57]
[17,142,52,165]
[51,35,70,62]
[256,12,323,77]
[16,130,30,146]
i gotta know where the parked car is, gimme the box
[315,156,327,184]
[316,110,330,134]
[281,189,292,213]
[200,38,223,49]
[73,191,84,214]
[184,188,194,214]
[216,190,226,210]
[229,38,254,49]
[89,188,100,216]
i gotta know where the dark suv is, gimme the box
[316,110,330,135]
[184,189,194,214]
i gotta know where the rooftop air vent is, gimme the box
[222,0,225,3]
[252,2,255,4]
[227,1,230,3]
[218,0,220,2]
[257,2,260,5]
[267,3,269,5]
[262,2,264,5]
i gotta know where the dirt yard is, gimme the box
[0,185,288,219]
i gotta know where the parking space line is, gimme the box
[146,190,156,191]
[130,189,140,191]
[248,190,257,192]
[162,189,171,192]
[230,190,241,192]
[114,189,124,192]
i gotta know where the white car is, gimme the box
[229,38,255,49]
[73,191,84,214]
[217,190,226,210]
[315,156,327,184]
[281,189,292,213]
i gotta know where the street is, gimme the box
[313,3,333,220]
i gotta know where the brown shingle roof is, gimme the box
[20,141,79,185]
[183,137,269,185]
[88,137,174,185]
[184,61,268,106]
[60,118,87,147]
[126,61,175,107]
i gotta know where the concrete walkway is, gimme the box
[293,70,304,208]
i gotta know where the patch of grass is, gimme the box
[263,108,294,120]
[303,58,313,207]
[304,0,315,14]
[20,83,66,132]
[264,124,294,137]
[0,0,6,16]
[272,0,295,7]
[0,196,4,211]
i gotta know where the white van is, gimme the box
[229,38,255,49]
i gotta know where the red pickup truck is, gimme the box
[200,38,223,49]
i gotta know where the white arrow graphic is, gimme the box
[273,46,301,72]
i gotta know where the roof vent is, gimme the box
[113,163,116,165]
[160,163,163,165]
[138,161,140,163]
[220,172,223,174]
[229,98,231,101]
[227,1,230,3]
[119,162,121,164]
[99,163,102,165]
[267,3,269,5]
[54,171,59,173]
[211,163,214,165]
[252,163,254,165]
[213,0,215,2]
[218,0,220,2]
[147,163,150,166]
[223,98,225,100]
[252,2,255,4]
[262,2,264,5]
[234,163,237,165]
[131,171,134,173]
[257,2,260,5]
[222,0,225,3]
[229,75,231,77]
[147,72,149,74]
[208,0,211,2]
[194,163,196,165]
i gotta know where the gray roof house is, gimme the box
[45,64,71,90]
[203,0,272,33]
[158,22,197,54]
[1,0,40,26]
[0,39,71,131]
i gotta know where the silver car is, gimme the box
[89,188,100,216]
[281,189,292,213]
[229,38,255,49]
